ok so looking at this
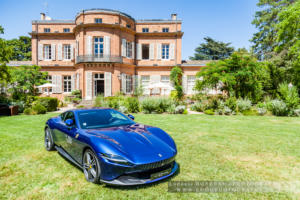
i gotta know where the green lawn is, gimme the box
[0,113,299,199]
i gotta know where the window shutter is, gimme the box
[150,75,161,94]
[131,42,135,59]
[75,41,79,62]
[52,75,57,93]
[56,75,62,93]
[150,43,154,60]
[104,36,111,57]
[122,39,126,57]
[86,36,92,55]
[136,43,142,60]
[104,72,112,97]
[85,71,92,100]
[156,43,161,60]
[70,44,74,60]
[57,44,62,60]
[38,44,43,60]
[76,73,80,90]
[121,73,126,93]
[170,43,175,60]
[71,74,75,91]
[182,75,187,94]
[51,44,56,60]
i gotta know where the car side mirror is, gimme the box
[65,119,74,126]
[128,114,135,120]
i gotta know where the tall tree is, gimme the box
[275,1,300,91]
[251,0,296,60]
[9,65,48,100]
[6,36,31,61]
[189,37,234,60]
[0,25,12,84]
[195,50,270,103]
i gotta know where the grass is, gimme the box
[0,113,299,199]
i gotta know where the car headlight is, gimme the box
[100,153,133,166]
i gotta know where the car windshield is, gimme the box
[77,109,135,129]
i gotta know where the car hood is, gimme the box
[85,123,176,164]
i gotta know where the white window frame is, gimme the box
[141,75,150,87]
[187,75,196,93]
[161,75,170,83]
[126,41,132,58]
[94,37,104,57]
[63,76,72,93]
[125,75,133,94]
[162,44,170,60]
[46,75,52,93]
[63,44,71,60]
[44,44,51,60]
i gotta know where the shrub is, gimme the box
[224,106,232,115]
[141,97,159,114]
[24,108,34,115]
[257,107,267,116]
[118,105,128,114]
[293,109,300,117]
[125,97,139,113]
[167,104,176,114]
[76,105,85,109]
[157,98,173,113]
[72,97,81,104]
[71,90,82,99]
[278,83,299,110]
[105,96,123,109]
[182,109,188,114]
[140,97,172,114]
[32,103,47,114]
[175,105,186,114]
[37,97,58,112]
[190,102,203,112]
[94,95,105,107]
[242,109,258,116]
[268,99,288,116]
[237,99,252,112]
[204,109,214,115]
[225,97,237,111]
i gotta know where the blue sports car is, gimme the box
[44,108,178,185]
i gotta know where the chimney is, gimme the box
[171,14,177,20]
[40,13,45,20]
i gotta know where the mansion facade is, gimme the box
[28,9,207,100]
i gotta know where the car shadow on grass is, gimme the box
[57,152,180,190]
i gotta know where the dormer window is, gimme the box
[142,28,149,33]
[162,28,169,33]
[44,28,50,33]
[95,18,102,23]
[63,28,70,33]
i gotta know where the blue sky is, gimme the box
[0,0,258,59]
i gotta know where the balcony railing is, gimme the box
[76,55,123,64]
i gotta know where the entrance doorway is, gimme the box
[94,73,104,97]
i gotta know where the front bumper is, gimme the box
[100,161,178,186]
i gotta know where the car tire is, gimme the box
[45,128,55,151]
[83,149,101,184]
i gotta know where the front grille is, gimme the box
[133,156,175,171]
